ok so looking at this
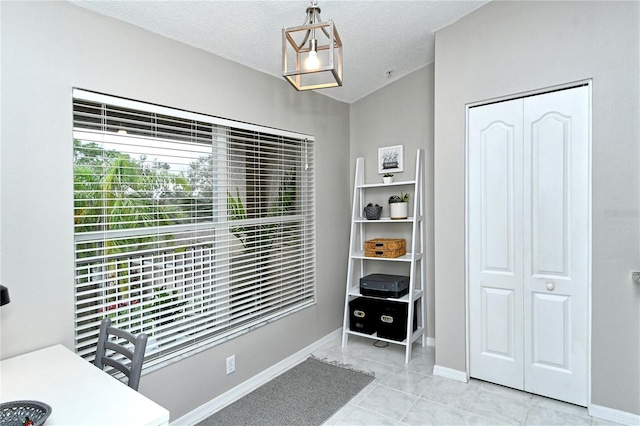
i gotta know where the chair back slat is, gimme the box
[107,326,137,345]
[101,356,132,378]
[104,341,135,361]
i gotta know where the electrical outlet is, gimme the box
[632,271,640,284]
[226,355,236,375]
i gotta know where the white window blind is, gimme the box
[72,89,315,370]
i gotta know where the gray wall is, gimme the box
[434,0,640,415]
[0,1,350,420]
[350,65,435,340]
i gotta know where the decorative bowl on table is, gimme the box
[0,401,51,426]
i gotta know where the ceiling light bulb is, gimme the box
[305,50,320,70]
[304,38,321,70]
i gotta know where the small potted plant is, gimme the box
[388,192,409,219]
[383,173,394,184]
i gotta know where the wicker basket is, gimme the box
[364,238,406,258]
[0,401,52,426]
[363,203,382,220]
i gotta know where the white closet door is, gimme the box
[468,86,589,406]
[468,98,525,389]
[523,86,589,406]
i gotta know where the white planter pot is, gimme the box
[389,202,408,219]
[383,176,393,184]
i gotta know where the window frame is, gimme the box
[72,89,316,372]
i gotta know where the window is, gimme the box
[73,89,315,370]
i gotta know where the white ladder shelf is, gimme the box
[341,149,426,363]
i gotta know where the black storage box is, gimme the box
[349,297,378,335]
[377,300,418,341]
[359,274,409,299]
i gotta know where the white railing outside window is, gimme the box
[72,89,315,370]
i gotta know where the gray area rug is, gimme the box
[196,357,375,426]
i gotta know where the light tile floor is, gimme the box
[314,334,622,426]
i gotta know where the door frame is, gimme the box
[464,79,593,407]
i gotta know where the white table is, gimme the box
[0,345,170,426]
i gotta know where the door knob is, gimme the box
[546,282,555,291]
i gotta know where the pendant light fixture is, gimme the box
[282,0,343,91]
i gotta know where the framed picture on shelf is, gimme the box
[378,145,404,174]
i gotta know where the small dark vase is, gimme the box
[363,203,382,220]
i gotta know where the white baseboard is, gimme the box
[589,403,640,426]
[171,328,342,426]
[426,336,436,347]
[433,364,468,383]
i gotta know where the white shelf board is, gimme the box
[347,287,424,303]
[357,180,416,189]
[350,251,423,261]
[344,326,425,346]
[355,216,423,223]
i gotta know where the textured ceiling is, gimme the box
[69,1,489,104]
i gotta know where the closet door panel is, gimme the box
[468,98,524,390]
[523,86,589,406]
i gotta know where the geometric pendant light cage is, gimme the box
[282,0,343,91]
